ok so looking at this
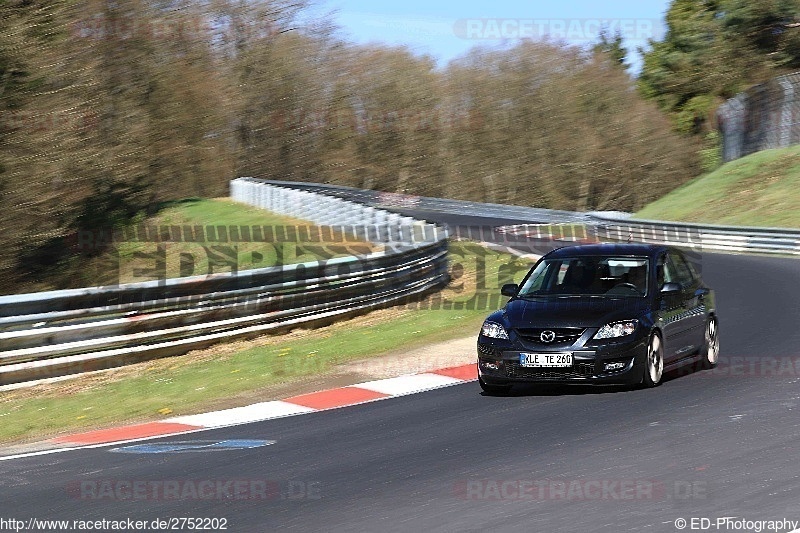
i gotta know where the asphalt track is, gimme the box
[3,214,800,532]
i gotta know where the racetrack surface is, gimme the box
[2,213,800,532]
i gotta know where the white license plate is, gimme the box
[519,353,573,367]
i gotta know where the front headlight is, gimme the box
[593,320,638,339]
[481,321,509,339]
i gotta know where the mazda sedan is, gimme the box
[477,243,719,393]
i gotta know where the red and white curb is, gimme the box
[0,364,477,460]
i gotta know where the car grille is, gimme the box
[514,328,584,345]
[477,343,500,357]
[505,361,595,379]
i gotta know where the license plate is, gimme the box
[519,353,573,367]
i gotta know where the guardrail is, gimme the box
[587,214,800,255]
[254,180,800,255]
[495,216,800,255]
[254,179,595,224]
[231,178,447,242]
[0,181,449,385]
[241,179,800,257]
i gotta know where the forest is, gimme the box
[1,0,797,291]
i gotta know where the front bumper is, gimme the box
[477,336,648,386]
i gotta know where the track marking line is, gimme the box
[166,401,315,429]
[432,364,478,381]
[284,386,389,410]
[1,363,478,461]
[356,373,463,396]
[52,422,202,445]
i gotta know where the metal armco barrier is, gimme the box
[246,180,800,256]
[0,181,449,384]
[589,215,800,255]
[231,178,449,242]
[251,179,594,224]
[496,217,800,255]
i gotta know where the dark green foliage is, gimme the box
[639,0,800,133]
[594,29,628,69]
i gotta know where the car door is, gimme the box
[656,252,694,361]
[670,250,707,352]
[661,251,705,359]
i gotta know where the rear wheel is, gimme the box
[479,377,512,395]
[700,316,719,369]
[642,333,664,388]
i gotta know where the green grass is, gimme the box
[0,242,532,443]
[635,145,800,227]
[81,198,377,285]
[0,310,483,442]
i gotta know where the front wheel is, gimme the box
[700,316,719,369]
[642,333,664,388]
[479,377,512,395]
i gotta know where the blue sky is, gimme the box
[313,0,672,71]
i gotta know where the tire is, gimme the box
[642,332,664,388]
[479,377,512,395]
[699,316,719,369]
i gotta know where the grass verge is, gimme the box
[635,145,800,227]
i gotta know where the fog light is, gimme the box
[604,361,626,371]
[480,361,501,371]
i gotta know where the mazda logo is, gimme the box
[540,330,556,343]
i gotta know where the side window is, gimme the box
[519,260,550,294]
[684,257,700,280]
[525,265,548,293]
[656,254,666,287]
[668,252,694,287]
[556,262,569,284]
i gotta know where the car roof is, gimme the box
[544,243,668,259]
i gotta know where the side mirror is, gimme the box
[660,282,681,294]
[501,283,519,297]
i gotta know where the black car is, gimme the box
[477,243,719,393]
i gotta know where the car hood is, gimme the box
[502,296,651,329]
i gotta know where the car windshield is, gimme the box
[518,256,649,297]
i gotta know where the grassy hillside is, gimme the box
[635,145,800,228]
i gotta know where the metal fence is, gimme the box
[231,178,449,242]
[718,71,800,162]
[260,180,800,256]
[255,179,594,224]
[588,215,800,255]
